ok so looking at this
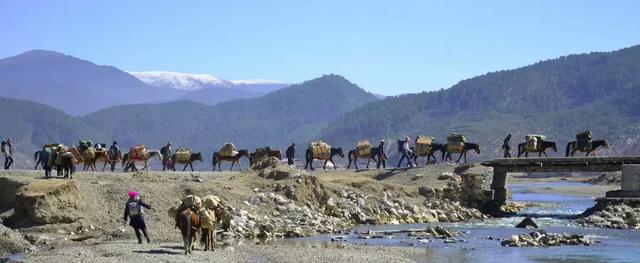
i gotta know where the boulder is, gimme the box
[0,177,30,213]
[252,157,281,170]
[258,165,304,180]
[418,186,435,198]
[515,216,538,229]
[10,179,84,226]
[0,224,34,257]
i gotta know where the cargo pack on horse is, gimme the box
[122,145,161,172]
[565,131,609,157]
[517,135,557,157]
[347,140,379,169]
[177,207,200,255]
[198,207,217,251]
[304,141,344,170]
[412,136,446,166]
[249,147,282,166]
[171,148,203,171]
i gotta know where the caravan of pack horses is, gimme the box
[21,130,610,179]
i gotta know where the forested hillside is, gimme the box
[82,75,379,154]
[320,45,640,160]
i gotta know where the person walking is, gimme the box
[108,141,121,172]
[397,137,415,168]
[502,134,512,158]
[160,142,173,171]
[123,191,152,244]
[376,140,387,169]
[285,143,296,166]
[2,138,14,170]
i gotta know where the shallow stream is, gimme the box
[278,181,640,263]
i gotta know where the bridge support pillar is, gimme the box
[607,164,640,198]
[490,168,508,203]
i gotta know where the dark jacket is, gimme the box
[124,198,151,228]
[160,146,172,160]
[285,145,295,159]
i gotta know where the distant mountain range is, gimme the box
[0,50,289,115]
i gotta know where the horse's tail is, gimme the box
[565,142,573,157]
[181,211,191,253]
[34,150,40,162]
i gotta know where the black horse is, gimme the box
[212,150,250,171]
[35,150,54,177]
[347,146,380,170]
[171,152,204,171]
[304,147,344,170]
[412,143,447,166]
[565,139,610,157]
[444,143,480,163]
[517,141,558,157]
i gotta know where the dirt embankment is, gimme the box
[0,162,496,258]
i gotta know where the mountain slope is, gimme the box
[0,50,182,115]
[320,45,640,159]
[82,74,379,153]
[176,86,265,105]
[0,96,107,167]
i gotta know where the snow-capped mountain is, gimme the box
[129,71,287,93]
[128,71,289,105]
[128,71,231,91]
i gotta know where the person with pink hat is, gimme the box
[123,191,152,244]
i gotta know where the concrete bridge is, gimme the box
[481,157,640,204]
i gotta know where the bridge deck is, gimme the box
[481,156,640,173]
[481,156,640,203]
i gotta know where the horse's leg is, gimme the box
[330,158,337,169]
[183,164,188,171]
[456,152,463,163]
[230,161,235,172]
[525,152,529,158]
[323,159,328,170]
[190,163,194,171]
[354,156,359,170]
[366,158,371,169]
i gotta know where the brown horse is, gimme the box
[59,154,76,179]
[82,150,112,172]
[122,150,162,172]
[249,149,282,166]
[102,150,122,172]
[212,150,250,171]
[171,152,204,171]
[411,143,447,166]
[444,143,480,163]
[517,141,558,157]
[304,147,344,170]
[347,146,379,169]
[565,139,610,157]
[177,208,200,255]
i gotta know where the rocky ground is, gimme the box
[0,161,502,261]
[579,200,640,229]
[500,230,594,247]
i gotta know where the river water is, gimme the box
[279,182,640,263]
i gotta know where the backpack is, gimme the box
[397,139,405,153]
[127,200,142,217]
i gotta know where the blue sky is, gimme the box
[1,1,639,95]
